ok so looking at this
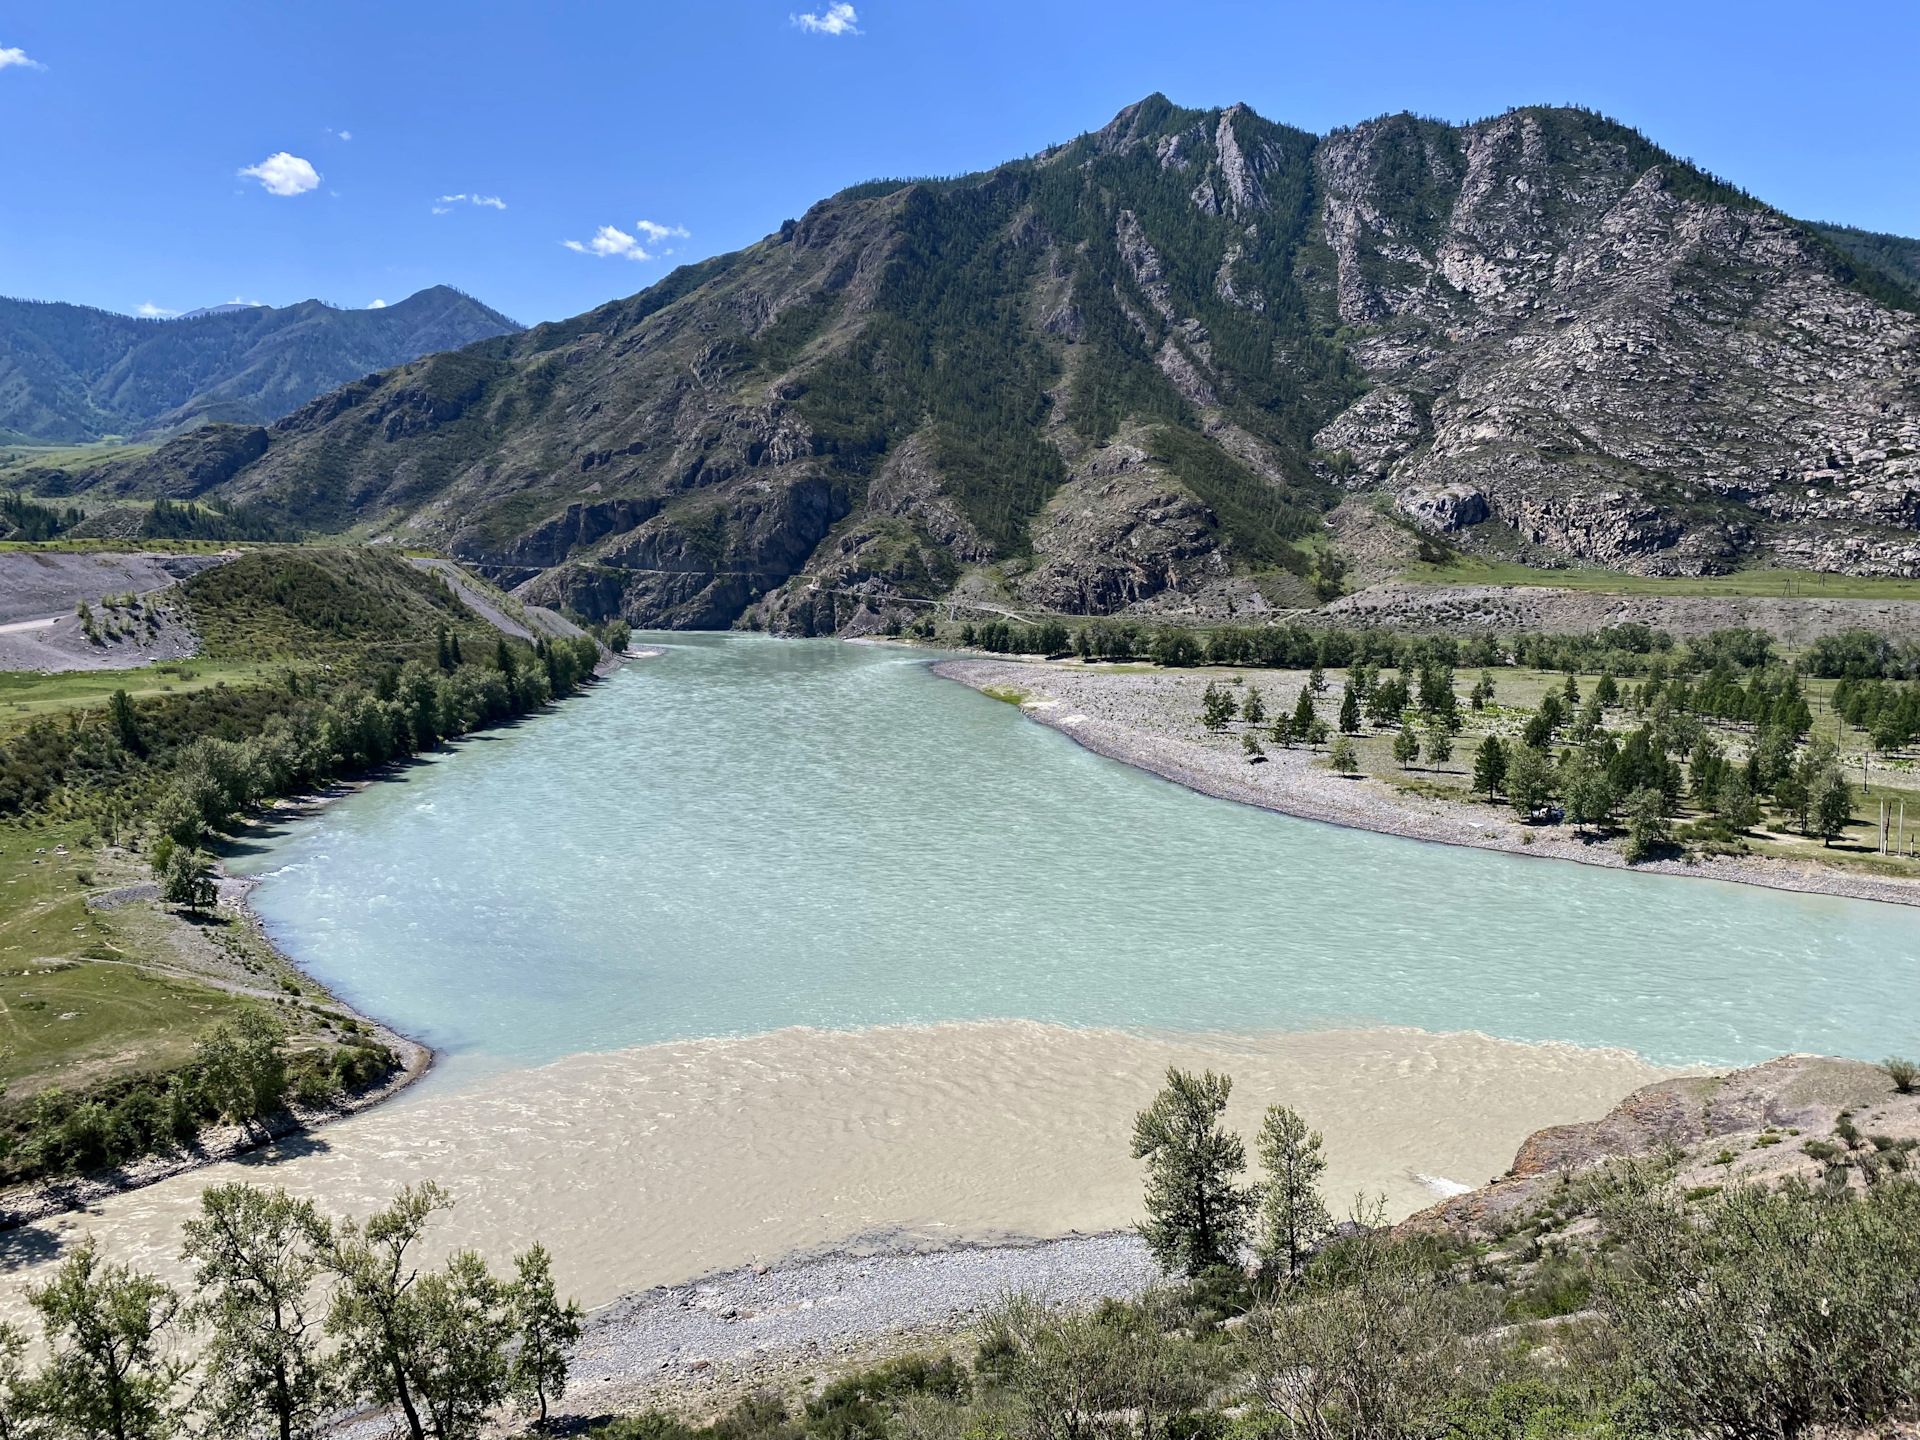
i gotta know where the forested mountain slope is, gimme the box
[0,286,520,442]
[198,97,1920,630]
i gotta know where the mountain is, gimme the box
[197,98,1920,629]
[0,286,521,442]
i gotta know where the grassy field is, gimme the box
[1401,558,1920,603]
[0,659,285,725]
[0,441,155,484]
[0,816,262,1092]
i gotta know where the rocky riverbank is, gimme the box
[933,656,1920,909]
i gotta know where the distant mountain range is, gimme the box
[0,286,520,442]
[22,98,1920,629]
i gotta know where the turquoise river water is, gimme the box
[228,634,1918,1072]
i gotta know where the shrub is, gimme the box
[1884,1057,1918,1094]
[1598,1176,1920,1437]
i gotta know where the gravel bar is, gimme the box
[558,1233,1156,1417]
[934,656,1920,909]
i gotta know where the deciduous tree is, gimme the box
[1131,1069,1254,1277]
[181,1185,332,1440]
[507,1245,582,1426]
[29,1241,184,1440]
[1255,1106,1332,1278]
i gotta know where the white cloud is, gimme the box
[792,3,859,34]
[239,152,321,197]
[338,130,352,141]
[0,46,45,71]
[563,219,690,260]
[565,225,646,259]
[435,193,507,212]
[135,302,180,318]
[368,299,387,309]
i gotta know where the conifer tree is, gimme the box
[1393,724,1421,769]
[1242,686,1267,726]
[1292,686,1316,732]
[1200,682,1238,732]
[1473,735,1508,798]
[1338,683,1361,734]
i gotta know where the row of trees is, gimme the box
[141,636,600,848]
[963,612,1915,685]
[0,1182,580,1440]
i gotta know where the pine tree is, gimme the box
[1292,686,1316,732]
[1393,724,1421,769]
[1338,683,1361,734]
[1131,1069,1255,1276]
[1563,674,1581,706]
[1308,663,1326,696]
[1328,735,1358,773]
[1473,735,1508,798]
[1200,682,1238,732]
[1242,686,1267,726]
[1595,671,1619,707]
[1424,717,1453,767]
[1255,1106,1332,1278]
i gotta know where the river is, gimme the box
[232,633,1917,1072]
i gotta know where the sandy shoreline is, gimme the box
[932,655,1920,909]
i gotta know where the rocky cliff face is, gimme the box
[203,98,1918,630]
[1311,110,1920,577]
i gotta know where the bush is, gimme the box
[1884,1057,1919,1094]
[1599,1176,1920,1437]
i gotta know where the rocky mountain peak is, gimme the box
[149,96,1920,630]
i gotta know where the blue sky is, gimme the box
[3,0,1915,326]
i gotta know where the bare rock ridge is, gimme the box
[1402,1053,1916,1240]
[68,97,1920,631]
